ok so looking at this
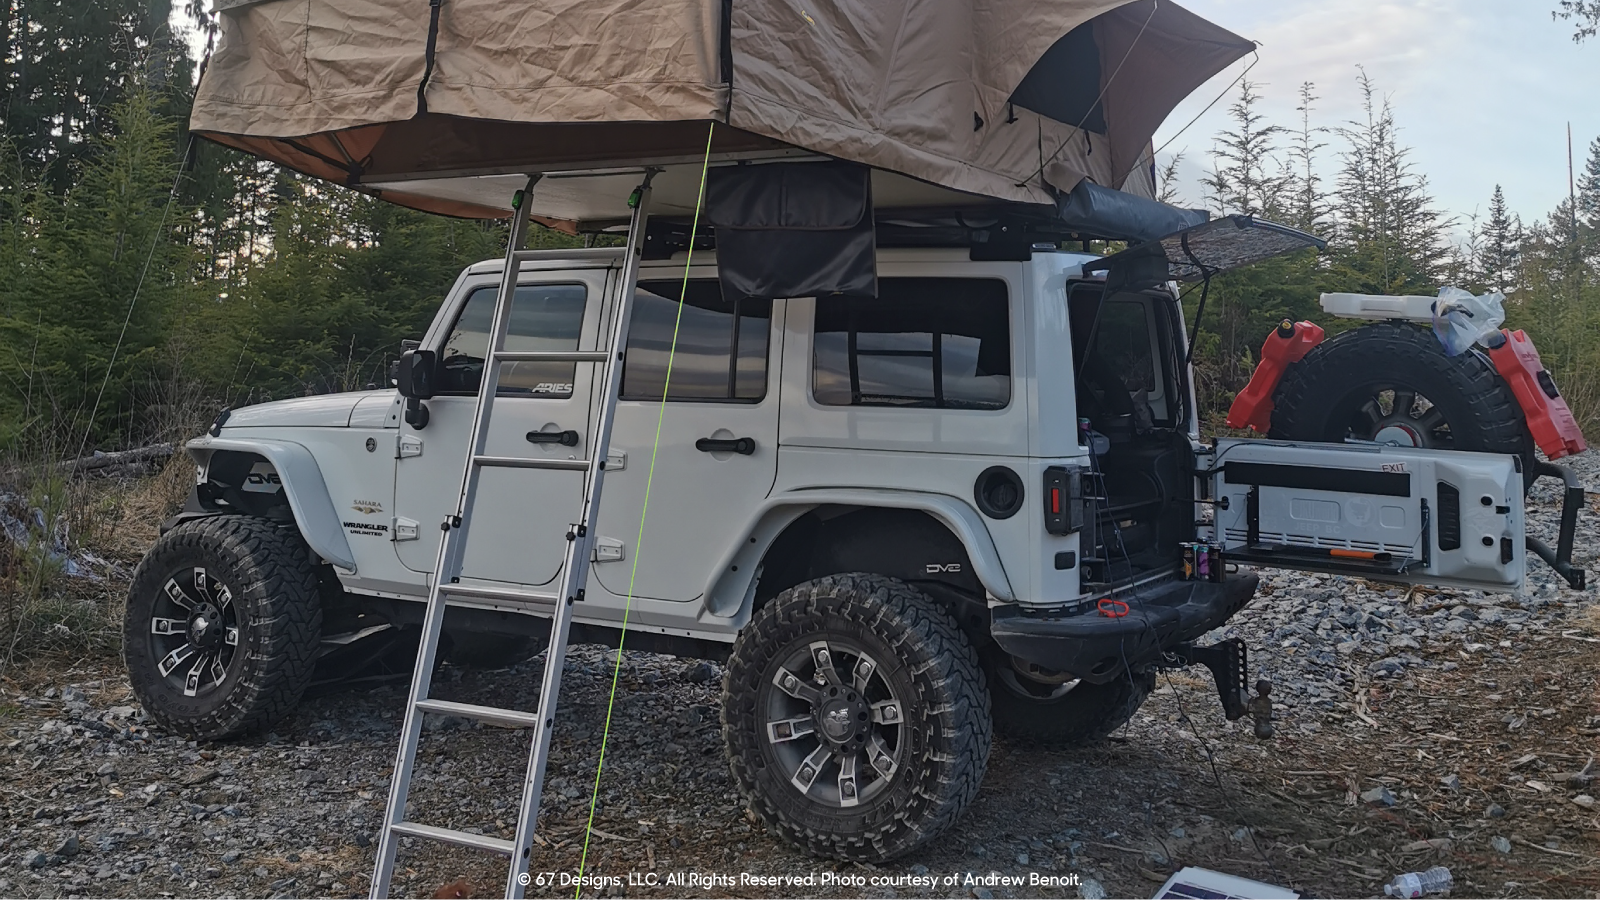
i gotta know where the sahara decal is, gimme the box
[351,499,385,515]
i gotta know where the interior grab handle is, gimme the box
[696,436,756,455]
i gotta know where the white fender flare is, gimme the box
[185,436,358,572]
[701,488,1014,620]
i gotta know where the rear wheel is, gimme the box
[723,573,990,861]
[1270,322,1535,485]
[985,651,1154,744]
[124,516,321,740]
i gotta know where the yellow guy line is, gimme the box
[574,120,717,893]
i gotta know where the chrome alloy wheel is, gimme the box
[763,639,905,808]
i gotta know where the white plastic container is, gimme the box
[1319,292,1438,324]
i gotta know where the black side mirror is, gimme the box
[397,349,435,430]
[397,349,436,400]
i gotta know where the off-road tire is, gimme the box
[124,516,321,740]
[985,654,1155,745]
[1270,322,1535,484]
[723,573,991,862]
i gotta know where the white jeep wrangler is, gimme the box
[124,239,1546,860]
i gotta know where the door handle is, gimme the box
[696,436,757,455]
[526,429,580,447]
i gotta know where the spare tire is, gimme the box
[1269,322,1536,486]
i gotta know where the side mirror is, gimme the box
[397,349,436,400]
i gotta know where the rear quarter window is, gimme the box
[812,278,1011,410]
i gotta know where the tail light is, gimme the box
[1043,466,1084,535]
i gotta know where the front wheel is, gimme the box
[124,516,322,740]
[722,573,991,862]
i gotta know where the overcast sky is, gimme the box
[1153,0,1600,227]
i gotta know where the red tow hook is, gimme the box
[1096,598,1130,618]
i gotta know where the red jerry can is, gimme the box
[1226,319,1325,433]
[1485,329,1587,459]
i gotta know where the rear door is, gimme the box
[588,272,782,604]
[1206,439,1525,590]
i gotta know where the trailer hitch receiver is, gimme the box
[1159,638,1274,739]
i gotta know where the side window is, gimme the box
[438,284,587,396]
[621,280,771,402]
[813,278,1011,410]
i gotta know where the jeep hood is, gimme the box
[219,391,388,430]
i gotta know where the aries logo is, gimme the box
[240,462,282,494]
[531,382,573,394]
[925,563,962,574]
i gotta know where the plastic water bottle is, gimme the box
[1383,866,1452,898]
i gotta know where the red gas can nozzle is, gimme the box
[1226,319,1325,433]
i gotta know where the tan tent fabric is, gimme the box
[191,0,1251,219]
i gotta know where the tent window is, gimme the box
[813,279,1011,410]
[621,280,771,402]
[438,284,587,397]
[1008,23,1107,134]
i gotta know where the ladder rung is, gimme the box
[472,455,589,471]
[512,247,626,263]
[441,583,560,607]
[415,699,540,729]
[492,350,609,363]
[388,821,514,856]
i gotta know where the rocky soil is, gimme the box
[1,453,1596,900]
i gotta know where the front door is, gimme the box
[1207,438,1525,590]
[393,268,612,586]
[589,274,782,603]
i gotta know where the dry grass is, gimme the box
[0,453,191,677]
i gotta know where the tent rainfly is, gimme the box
[193,0,1254,229]
[192,0,1254,231]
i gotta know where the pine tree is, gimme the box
[1286,82,1330,234]
[1479,185,1522,292]
[1329,70,1451,294]
[1200,80,1288,218]
[1,0,194,192]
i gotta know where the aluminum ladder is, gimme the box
[370,171,656,899]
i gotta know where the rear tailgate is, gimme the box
[1205,439,1524,590]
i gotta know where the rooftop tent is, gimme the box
[192,0,1255,227]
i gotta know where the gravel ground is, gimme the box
[1,453,1596,900]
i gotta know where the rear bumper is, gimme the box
[990,573,1260,684]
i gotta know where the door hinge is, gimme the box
[592,536,625,563]
[606,450,626,471]
[392,517,420,542]
[398,435,423,459]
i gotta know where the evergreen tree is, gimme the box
[1286,82,1330,234]
[1479,185,1523,292]
[1328,71,1451,295]
[1,0,193,192]
[1200,80,1288,218]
